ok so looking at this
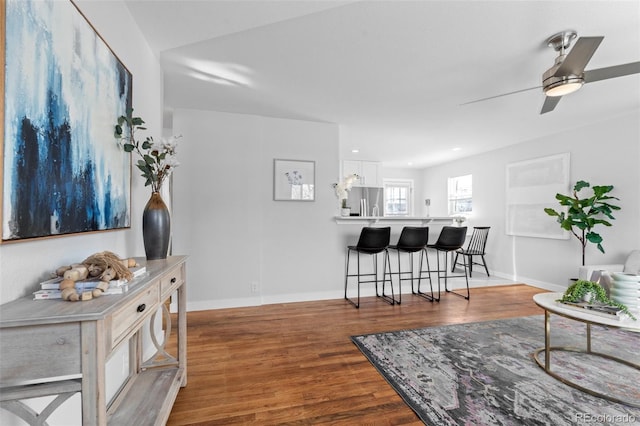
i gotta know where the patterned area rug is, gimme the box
[352,315,640,425]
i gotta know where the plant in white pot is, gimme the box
[559,279,635,320]
[544,180,620,266]
[333,174,358,216]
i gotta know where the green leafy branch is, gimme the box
[544,180,620,265]
[114,109,179,193]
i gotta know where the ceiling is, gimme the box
[125,0,640,169]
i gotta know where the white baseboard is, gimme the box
[188,297,262,311]
[186,271,560,311]
[187,291,341,311]
[490,271,566,292]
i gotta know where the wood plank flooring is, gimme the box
[167,284,546,425]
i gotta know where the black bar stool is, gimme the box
[427,226,470,299]
[388,227,434,303]
[344,227,394,308]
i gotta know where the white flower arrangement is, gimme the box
[453,215,467,225]
[114,109,181,193]
[333,174,359,208]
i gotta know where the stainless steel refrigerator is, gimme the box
[346,187,384,216]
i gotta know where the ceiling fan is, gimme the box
[464,30,640,114]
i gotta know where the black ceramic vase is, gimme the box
[142,192,170,260]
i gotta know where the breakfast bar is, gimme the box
[334,216,455,226]
[334,216,457,245]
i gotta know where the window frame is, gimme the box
[383,179,414,217]
[447,174,473,215]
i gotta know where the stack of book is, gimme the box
[33,265,147,300]
[559,300,626,320]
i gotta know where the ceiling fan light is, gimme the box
[543,70,584,96]
[541,55,585,97]
[544,79,584,96]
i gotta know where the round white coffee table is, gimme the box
[533,292,640,407]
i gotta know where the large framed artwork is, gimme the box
[1,0,132,242]
[273,159,315,201]
[506,153,570,239]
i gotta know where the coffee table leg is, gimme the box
[544,310,550,371]
[586,323,591,353]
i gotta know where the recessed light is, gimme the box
[407,162,413,166]
[452,147,462,151]
[351,149,360,153]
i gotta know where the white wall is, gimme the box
[420,111,640,289]
[171,108,639,309]
[0,0,162,305]
[172,109,343,310]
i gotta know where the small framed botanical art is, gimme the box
[273,159,315,201]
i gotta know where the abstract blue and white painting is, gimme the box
[2,0,132,241]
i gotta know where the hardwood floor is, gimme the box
[166,284,546,425]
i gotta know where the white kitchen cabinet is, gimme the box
[342,160,382,187]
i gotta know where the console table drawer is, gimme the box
[0,322,81,385]
[110,286,159,349]
[160,264,184,298]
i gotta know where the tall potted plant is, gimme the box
[544,180,620,266]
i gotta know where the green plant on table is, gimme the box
[559,280,636,320]
[544,180,620,266]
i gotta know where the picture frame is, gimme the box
[273,159,315,201]
[1,0,132,242]
[505,153,570,239]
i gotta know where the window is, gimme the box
[384,180,413,216]
[448,174,472,215]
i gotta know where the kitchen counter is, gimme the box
[334,217,461,272]
[334,216,454,225]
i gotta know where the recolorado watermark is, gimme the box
[575,413,637,424]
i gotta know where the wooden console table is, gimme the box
[0,255,188,425]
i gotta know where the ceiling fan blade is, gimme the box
[540,96,562,114]
[460,86,540,106]
[584,61,640,83]
[554,36,604,77]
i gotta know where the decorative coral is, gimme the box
[55,251,137,301]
